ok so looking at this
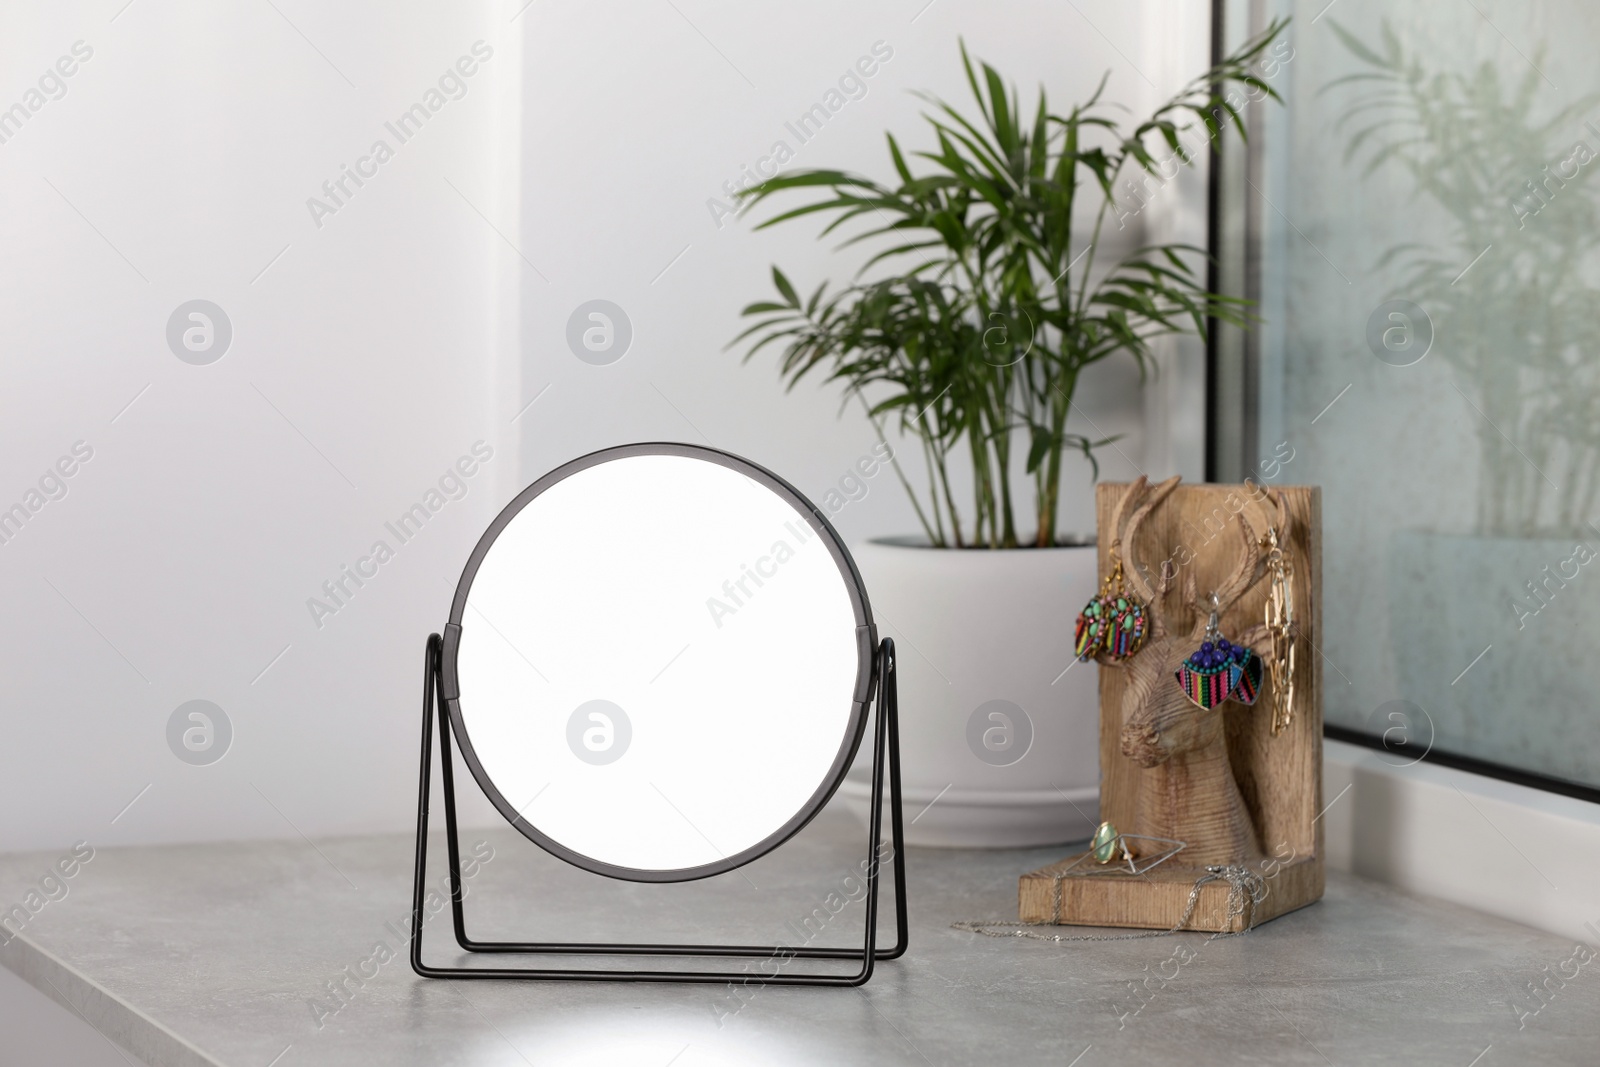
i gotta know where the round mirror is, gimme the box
[443,443,874,882]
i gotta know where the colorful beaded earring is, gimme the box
[1074,549,1148,663]
[1175,594,1261,709]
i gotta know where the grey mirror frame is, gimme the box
[437,442,879,883]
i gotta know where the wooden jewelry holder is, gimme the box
[1020,478,1323,932]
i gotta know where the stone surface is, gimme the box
[1,806,1597,1066]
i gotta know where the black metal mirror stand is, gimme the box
[408,633,907,984]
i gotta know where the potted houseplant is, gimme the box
[733,30,1284,845]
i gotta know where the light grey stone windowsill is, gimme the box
[1,807,1595,1066]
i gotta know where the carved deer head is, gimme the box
[1106,476,1291,865]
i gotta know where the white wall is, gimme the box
[514,0,1214,543]
[0,0,1211,852]
[0,1,517,850]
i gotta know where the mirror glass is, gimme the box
[449,445,870,880]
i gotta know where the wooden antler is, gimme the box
[1216,489,1292,655]
[1116,475,1181,606]
[1108,474,1149,584]
[1200,516,1261,618]
[1266,483,1291,533]
[1234,487,1295,656]
[1246,484,1293,545]
[1183,484,1295,624]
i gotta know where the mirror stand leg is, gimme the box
[409,632,907,984]
[879,638,908,960]
[409,634,445,978]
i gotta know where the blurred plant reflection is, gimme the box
[1328,19,1600,537]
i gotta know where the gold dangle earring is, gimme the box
[1261,526,1296,736]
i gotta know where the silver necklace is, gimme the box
[951,864,1267,943]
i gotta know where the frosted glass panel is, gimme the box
[1254,1,1600,787]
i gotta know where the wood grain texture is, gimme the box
[1020,855,1322,932]
[1020,481,1324,931]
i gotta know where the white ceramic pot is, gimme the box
[841,538,1102,848]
